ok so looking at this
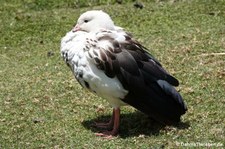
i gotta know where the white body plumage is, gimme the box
[61,30,128,108]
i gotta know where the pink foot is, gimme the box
[95,130,118,139]
[93,108,120,139]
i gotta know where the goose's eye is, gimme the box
[84,19,89,23]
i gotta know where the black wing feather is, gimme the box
[95,32,187,124]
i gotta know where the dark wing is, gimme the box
[94,32,179,87]
[92,31,187,124]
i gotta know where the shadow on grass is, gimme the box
[81,111,190,138]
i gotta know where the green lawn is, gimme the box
[0,0,224,148]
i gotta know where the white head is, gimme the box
[72,10,115,33]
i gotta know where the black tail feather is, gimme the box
[123,82,187,124]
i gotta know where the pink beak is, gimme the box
[72,24,81,32]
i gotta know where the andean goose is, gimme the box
[60,10,187,138]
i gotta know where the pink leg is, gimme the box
[95,108,120,138]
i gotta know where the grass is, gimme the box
[0,0,224,148]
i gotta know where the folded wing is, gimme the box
[87,30,187,124]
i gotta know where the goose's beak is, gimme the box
[72,24,81,32]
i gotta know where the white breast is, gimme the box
[61,31,128,108]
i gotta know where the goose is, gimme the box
[60,10,187,138]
